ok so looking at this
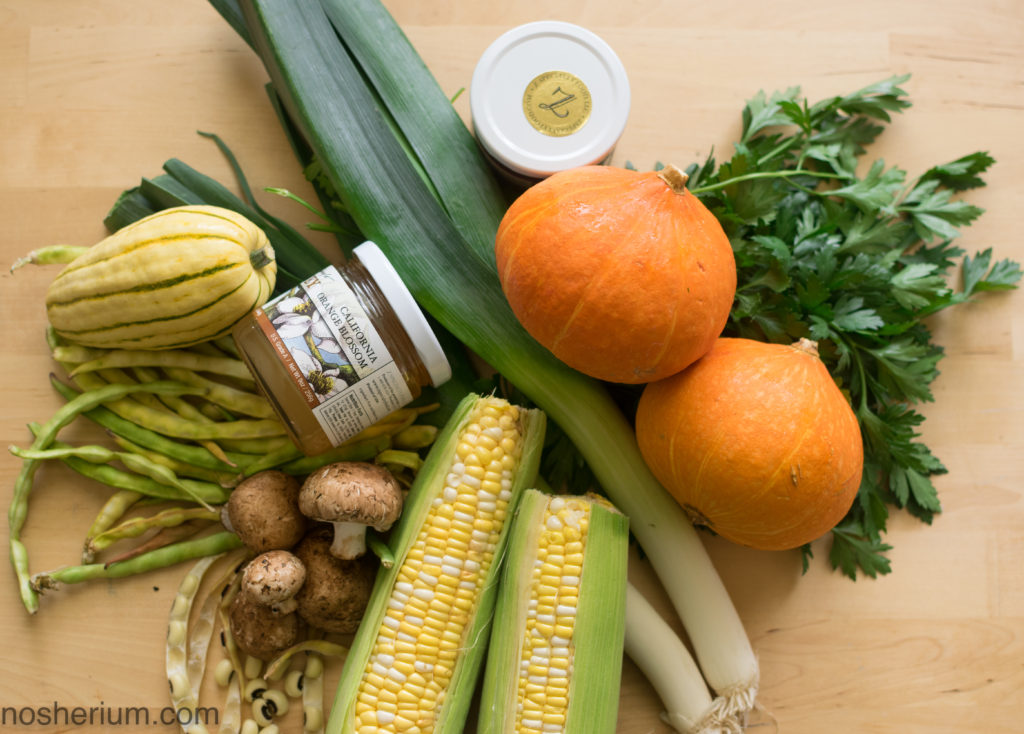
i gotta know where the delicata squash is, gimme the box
[45,205,277,349]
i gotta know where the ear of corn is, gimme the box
[327,393,546,734]
[477,490,629,734]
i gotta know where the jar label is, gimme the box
[522,70,592,137]
[254,266,413,446]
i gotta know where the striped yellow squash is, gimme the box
[45,205,277,349]
[327,393,546,734]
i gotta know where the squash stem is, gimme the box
[249,245,275,270]
[657,164,690,194]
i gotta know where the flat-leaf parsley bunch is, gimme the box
[676,74,1020,578]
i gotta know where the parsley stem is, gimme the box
[835,332,870,412]
[689,168,844,195]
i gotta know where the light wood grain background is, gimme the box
[1,1,1021,732]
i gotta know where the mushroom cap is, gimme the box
[242,550,306,607]
[228,591,301,661]
[222,470,307,552]
[292,527,377,634]
[298,462,403,532]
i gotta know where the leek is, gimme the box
[625,583,743,734]
[223,0,758,714]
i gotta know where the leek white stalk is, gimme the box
[625,583,743,733]
[537,380,760,713]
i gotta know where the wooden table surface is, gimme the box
[1,1,1021,732]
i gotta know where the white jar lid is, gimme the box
[353,241,452,387]
[470,20,631,179]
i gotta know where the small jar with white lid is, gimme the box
[470,20,631,185]
[232,241,451,456]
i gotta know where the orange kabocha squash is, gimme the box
[494,164,736,384]
[635,337,864,551]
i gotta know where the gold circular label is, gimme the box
[522,70,592,137]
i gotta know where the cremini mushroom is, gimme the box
[221,470,307,552]
[241,550,306,615]
[292,526,376,634]
[297,462,403,559]
[228,590,301,661]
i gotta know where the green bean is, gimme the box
[278,434,391,475]
[102,521,209,566]
[10,539,35,614]
[392,424,439,450]
[349,407,420,441]
[110,434,240,488]
[90,506,222,553]
[66,454,227,502]
[72,390,283,440]
[373,449,424,474]
[9,379,205,613]
[131,366,207,421]
[162,366,276,419]
[221,451,264,473]
[10,244,89,272]
[133,365,248,425]
[25,427,231,506]
[218,435,294,455]
[239,442,304,478]
[98,368,174,412]
[188,341,230,359]
[367,530,395,569]
[129,366,241,467]
[30,531,243,591]
[67,369,274,441]
[84,490,144,561]
[49,344,107,364]
[199,402,235,422]
[67,348,254,382]
[213,335,241,359]
[49,375,236,472]
[60,362,283,439]
[11,444,219,510]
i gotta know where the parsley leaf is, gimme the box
[830,521,894,580]
[920,151,995,191]
[962,248,1023,295]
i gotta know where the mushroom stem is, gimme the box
[270,598,298,615]
[329,521,368,559]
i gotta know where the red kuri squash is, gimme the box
[495,164,736,384]
[635,337,864,551]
